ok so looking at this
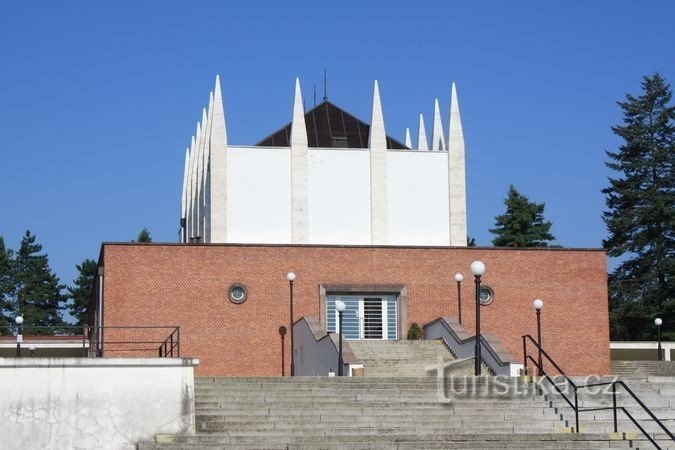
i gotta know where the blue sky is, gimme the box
[1,1,674,287]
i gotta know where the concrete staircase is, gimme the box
[347,339,460,377]
[137,376,657,449]
[612,360,675,377]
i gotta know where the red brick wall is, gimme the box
[101,244,609,376]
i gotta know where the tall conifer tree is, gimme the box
[136,228,152,243]
[12,231,66,329]
[67,259,97,327]
[0,237,14,330]
[490,185,556,247]
[603,73,675,340]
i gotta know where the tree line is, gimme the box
[487,73,674,342]
[0,228,152,331]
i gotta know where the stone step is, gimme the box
[138,432,655,449]
[195,412,562,424]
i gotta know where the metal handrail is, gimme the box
[158,327,180,357]
[2,325,180,359]
[523,334,675,449]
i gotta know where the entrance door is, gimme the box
[327,294,397,340]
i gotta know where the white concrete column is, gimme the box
[180,148,190,242]
[189,125,200,239]
[417,114,428,151]
[369,80,388,245]
[431,98,446,151]
[202,92,214,243]
[196,108,208,240]
[290,78,309,244]
[186,135,196,240]
[209,75,229,243]
[447,82,467,246]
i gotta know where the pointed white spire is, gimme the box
[447,82,467,246]
[431,98,446,151]
[186,135,196,240]
[405,128,412,149]
[290,78,309,243]
[368,80,386,149]
[190,121,202,237]
[369,80,388,244]
[209,74,229,243]
[417,114,429,151]
[201,92,214,242]
[181,147,190,221]
[290,78,308,148]
[196,108,208,239]
[203,93,214,200]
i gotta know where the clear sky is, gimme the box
[1,1,674,288]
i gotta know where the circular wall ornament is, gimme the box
[479,286,494,306]
[228,283,247,304]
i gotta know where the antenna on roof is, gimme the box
[323,67,328,102]
[313,84,316,107]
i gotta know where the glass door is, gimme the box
[327,294,397,340]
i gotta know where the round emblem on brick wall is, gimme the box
[479,286,494,306]
[228,283,247,304]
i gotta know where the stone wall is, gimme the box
[0,357,197,449]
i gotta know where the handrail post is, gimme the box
[574,390,579,433]
[612,382,618,433]
[170,333,174,357]
[177,327,180,358]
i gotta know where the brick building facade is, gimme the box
[95,243,609,376]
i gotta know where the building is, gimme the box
[91,76,611,377]
[179,77,467,247]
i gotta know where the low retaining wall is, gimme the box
[0,357,199,450]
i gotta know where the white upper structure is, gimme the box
[180,76,468,247]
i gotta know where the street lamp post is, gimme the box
[655,318,663,361]
[533,299,544,375]
[454,273,464,324]
[15,315,24,358]
[287,272,296,376]
[470,261,485,376]
[336,300,346,376]
[278,326,287,376]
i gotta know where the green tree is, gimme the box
[67,259,97,327]
[603,73,675,340]
[489,185,556,247]
[11,231,66,330]
[0,237,14,330]
[136,227,152,243]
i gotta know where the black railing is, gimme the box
[523,334,675,449]
[1,325,180,358]
[158,327,180,357]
